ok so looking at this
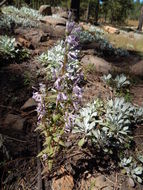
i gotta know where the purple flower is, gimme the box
[66,35,79,48]
[56,92,68,106]
[32,83,46,122]
[64,112,75,132]
[73,101,79,110]
[72,26,81,34]
[39,83,46,95]
[51,68,58,80]
[32,92,42,102]
[54,77,62,91]
[68,51,78,60]
[73,85,82,99]
[68,11,72,20]
[66,21,75,34]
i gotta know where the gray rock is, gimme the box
[81,55,112,74]
[4,114,25,131]
[39,5,52,16]
[40,16,66,26]
[54,25,65,37]
[21,98,37,111]
[128,177,135,188]
[58,11,68,19]
[93,175,114,190]
[130,60,143,76]
[39,23,65,37]
[14,28,48,48]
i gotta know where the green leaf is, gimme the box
[53,114,60,122]
[78,138,85,147]
[134,167,143,175]
[137,176,142,183]
[59,140,65,147]
[53,137,59,143]
[37,151,43,157]
[44,136,52,146]
[48,160,53,171]
[121,169,127,174]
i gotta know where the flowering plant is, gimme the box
[33,12,83,170]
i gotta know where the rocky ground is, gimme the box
[0,7,143,190]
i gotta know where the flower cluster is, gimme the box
[53,13,83,131]
[32,83,46,122]
[33,12,83,169]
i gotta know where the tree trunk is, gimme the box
[0,0,7,7]
[137,6,143,31]
[70,0,80,21]
[86,0,90,22]
[95,0,99,25]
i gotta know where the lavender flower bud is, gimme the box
[66,21,75,34]
[56,92,68,106]
[54,77,62,91]
[73,85,82,99]
[65,112,75,132]
[66,35,79,48]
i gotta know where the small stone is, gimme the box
[94,175,106,188]
[128,177,135,188]
[104,25,120,34]
[52,167,74,190]
[21,98,37,111]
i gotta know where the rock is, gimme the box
[128,177,135,188]
[20,98,37,111]
[39,23,53,34]
[17,37,34,49]
[51,6,66,15]
[104,25,120,34]
[81,55,112,74]
[4,114,25,131]
[14,28,48,48]
[127,43,134,50]
[52,167,74,190]
[93,175,113,190]
[94,175,106,187]
[129,32,134,38]
[130,60,143,76]
[58,11,68,19]
[54,25,65,37]
[40,16,66,26]
[39,23,65,37]
[39,5,52,16]
[80,22,93,31]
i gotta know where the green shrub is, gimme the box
[0,35,29,61]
